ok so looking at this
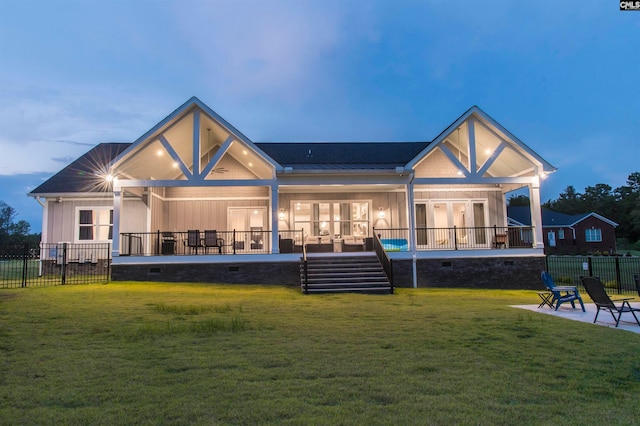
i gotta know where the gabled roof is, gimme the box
[507,206,618,227]
[30,143,131,195]
[256,142,430,170]
[406,105,557,174]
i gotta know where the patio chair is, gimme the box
[186,229,201,254]
[540,271,586,312]
[634,274,640,297]
[580,276,640,327]
[203,230,223,254]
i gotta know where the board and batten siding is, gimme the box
[161,199,269,232]
[46,197,149,243]
[413,188,506,226]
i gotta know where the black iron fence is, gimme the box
[120,230,304,256]
[373,226,534,251]
[1,242,111,288]
[546,255,640,296]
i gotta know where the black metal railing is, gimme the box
[372,232,394,293]
[301,240,309,294]
[120,230,305,256]
[374,226,534,251]
[1,242,111,289]
[546,255,640,296]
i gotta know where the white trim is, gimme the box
[413,186,505,192]
[115,179,276,189]
[192,110,201,177]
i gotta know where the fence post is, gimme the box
[587,256,592,278]
[233,229,236,254]
[61,242,67,285]
[21,243,29,288]
[453,225,458,250]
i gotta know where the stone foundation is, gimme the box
[111,255,545,290]
[111,261,301,286]
[392,256,546,289]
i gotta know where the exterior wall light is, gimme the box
[278,209,285,220]
[378,208,385,219]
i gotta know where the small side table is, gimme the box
[537,291,554,309]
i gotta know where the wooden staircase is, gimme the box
[300,254,393,294]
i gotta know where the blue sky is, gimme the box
[1,0,638,233]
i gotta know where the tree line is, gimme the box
[0,201,41,246]
[511,172,640,243]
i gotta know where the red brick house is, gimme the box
[508,207,618,255]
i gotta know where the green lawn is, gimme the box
[1,283,639,425]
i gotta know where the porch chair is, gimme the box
[203,230,223,254]
[580,276,640,327]
[540,271,586,312]
[186,229,201,254]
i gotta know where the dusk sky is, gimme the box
[1,1,638,233]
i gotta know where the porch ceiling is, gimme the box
[114,108,274,181]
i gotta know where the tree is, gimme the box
[508,194,530,206]
[543,173,640,243]
[543,185,584,214]
[0,201,39,245]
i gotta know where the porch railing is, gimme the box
[372,232,394,293]
[119,230,303,256]
[374,226,535,251]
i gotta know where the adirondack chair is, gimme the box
[581,276,640,327]
[540,271,585,312]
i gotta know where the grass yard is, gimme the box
[1,283,639,425]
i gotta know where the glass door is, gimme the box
[416,200,488,249]
[228,207,267,251]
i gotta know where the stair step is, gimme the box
[300,254,392,294]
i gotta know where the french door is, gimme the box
[228,207,268,251]
[415,200,488,248]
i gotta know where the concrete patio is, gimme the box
[513,302,640,334]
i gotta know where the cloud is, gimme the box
[0,83,171,175]
[173,1,352,103]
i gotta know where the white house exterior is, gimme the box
[29,97,555,289]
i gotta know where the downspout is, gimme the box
[35,196,46,208]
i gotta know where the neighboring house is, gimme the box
[29,97,556,289]
[507,206,618,255]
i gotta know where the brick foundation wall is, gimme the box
[111,261,301,286]
[391,256,546,289]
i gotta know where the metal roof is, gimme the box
[256,142,430,168]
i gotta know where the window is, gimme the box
[77,208,113,241]
[585,228,602,242]
[558,229,565,240]
[293,201,369,238]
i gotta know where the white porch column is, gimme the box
[112,189,123,258]
[270,183,279,253]
[529,181,544,249]
[406,179,417,288]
